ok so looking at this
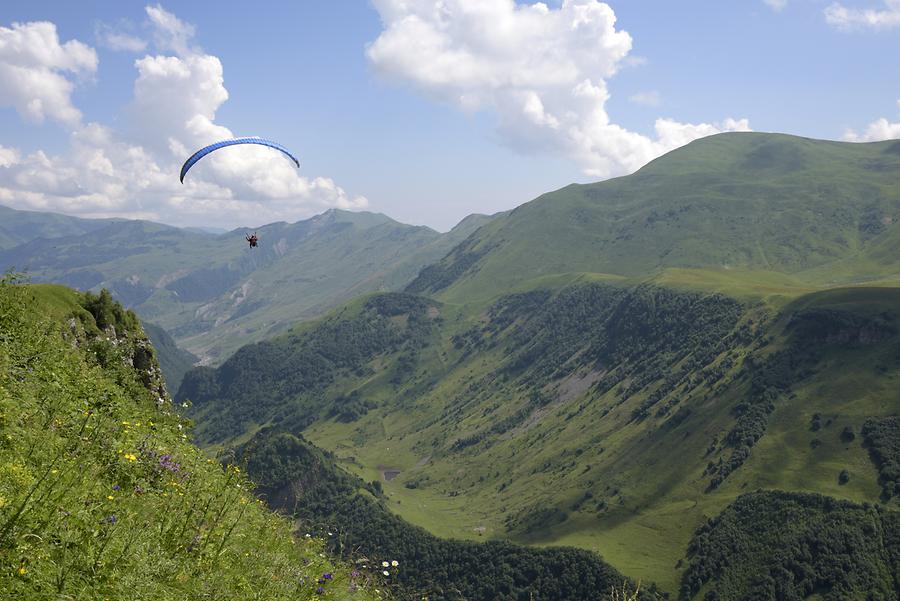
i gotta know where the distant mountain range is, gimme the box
[0,206,495,369]
[179,132,900,598]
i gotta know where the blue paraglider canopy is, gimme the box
[179,137,300,183]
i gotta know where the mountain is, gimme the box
[0,206,496,366]
[0,277,379,599]
[179,133,900,597]
[0,204,121,250]
[408,133,900,302]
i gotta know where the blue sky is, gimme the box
[0,1,897,231]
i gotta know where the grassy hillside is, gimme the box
[407,134,900,302]
[0,276,380,599]
[0,207,494,364]
[174,132,900,596]
[234,428,654,601]
[181,281,900,595]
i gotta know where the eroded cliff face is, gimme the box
[62,304,171,405]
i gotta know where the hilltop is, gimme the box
[408,133,900,302]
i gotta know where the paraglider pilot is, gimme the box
[245,232,259,248]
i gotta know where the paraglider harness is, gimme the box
[245,232,259,248]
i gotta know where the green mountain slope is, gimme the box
[179,283,899,595]
[177,133,900,596]
[0,276,378,600]
[407,133,900,302]
[0,204,121,250]
[681,491,899,600]
[0,207,494,364]
[234,428,655,601]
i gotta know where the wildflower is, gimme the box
[350,570,360,578]
[383,570,389,576]
[158,455,180,472]
[50,469,58,475]
[391,560,399,567]
[112,484,120,491]
[323,573,333,580]
[17,566,26,575]
[382,561,389,568]
[124,453,137,462]
[107,495,115,501]
[327,531,333,536]
[316,586,325,595]
[104,515,118,524]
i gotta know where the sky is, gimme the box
[0,1,898,232]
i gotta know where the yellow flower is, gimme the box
[51,469,58,475]
[391,560,399,567]
[124,453,137,462]
[17,566,26,575]
[107,495,115,501]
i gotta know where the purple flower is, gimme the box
[104,515,117,524]
[323,573,333,580]
[112,484,120,491]
[158,455,180,472]
[316,586,325,594]
[350,570,360,578]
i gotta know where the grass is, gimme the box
[408,133,900,305]
[0,275,382,600]
[289,282,900,596]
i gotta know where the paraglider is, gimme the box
[180,137,299,250]
[179,137,300,183]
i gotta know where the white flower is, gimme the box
[382,561,389,568]
[391,560,399,567]
[383,570,389,576]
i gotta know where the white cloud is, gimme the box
[825,0,900,30]
[764,0,788,12]
[367,0,750,177]
[0,21,97,125]
[0,7,367,227]
[629,90,660,107]
[95,22,147,52]
[145,4,196,55]
[843,117,900,141]
[843,99,900,141]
